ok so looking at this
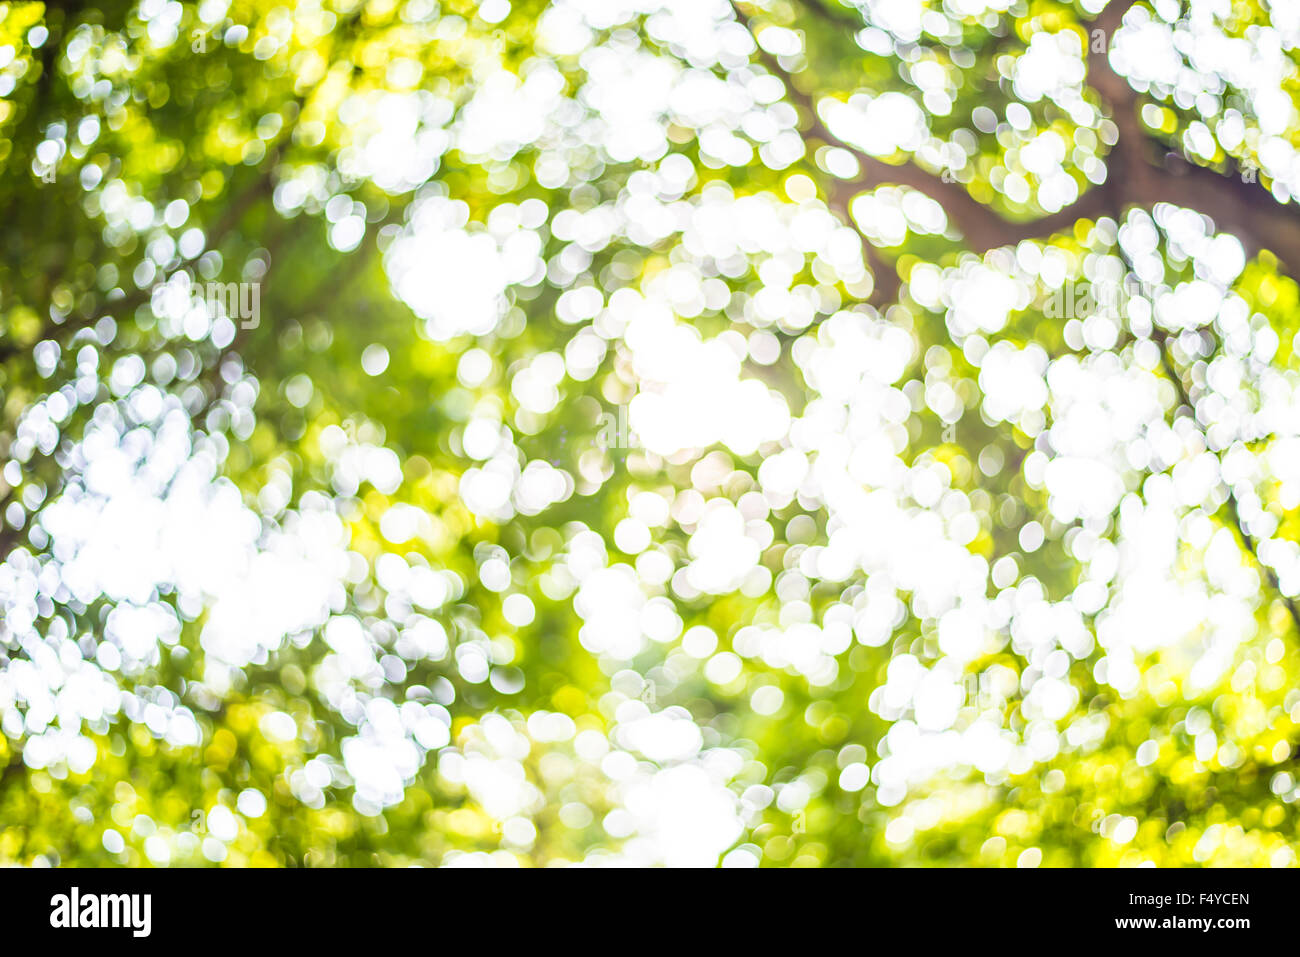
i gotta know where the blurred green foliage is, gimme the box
[1,0,1300,868]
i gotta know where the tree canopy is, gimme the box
[2,0,1300,867]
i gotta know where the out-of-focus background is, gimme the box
[2,0,1300,866]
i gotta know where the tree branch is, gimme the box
[1090,5,1300,635]
[735,1,1109,257]
[741,0,1300,272]
[1085,0,1300,269]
